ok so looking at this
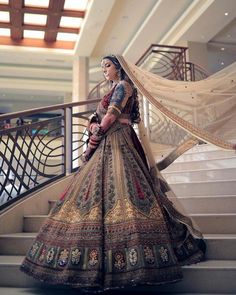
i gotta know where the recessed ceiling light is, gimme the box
[60,16,82,28]
[24,30,45,39]
[24,0,49,8]
[0,11,10,22]
[224,12,229,16]
[0,28,10,36]
[57,32,78,41]
[24,13,47,25]
[64,0,88,11]
[221,61,225,65]
[221,47,225,51]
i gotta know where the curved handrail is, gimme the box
[0,98,100,211]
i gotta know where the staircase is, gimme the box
[0,144,236,294]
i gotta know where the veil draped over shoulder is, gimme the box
[115,55,236,237]
[116,55,236,167]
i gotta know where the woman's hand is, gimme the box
[89,123,100,134]
[82,125,105,163]
[81,145,96,163]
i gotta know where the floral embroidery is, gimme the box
[186,240,194,250]
[58,249,69,266]
[143,245,155,264]
[29,242,40,259]
[38,246,47,263]
[109,83,125,109]
[88,249,99,266]
[46,247,56,264]
[71,248,82,265]
[129,248,138,266]
[159,246,169,262]
[114,251,126,270]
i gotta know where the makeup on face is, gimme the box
[101,59,118,81]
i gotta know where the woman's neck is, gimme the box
[112,79,119,87]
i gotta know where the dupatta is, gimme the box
[116,55,236,238]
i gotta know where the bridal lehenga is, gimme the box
[20,55,236,290]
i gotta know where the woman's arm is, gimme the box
[82,81,132,161]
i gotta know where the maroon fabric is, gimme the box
[130,127,149,169]
[101,85,117,110]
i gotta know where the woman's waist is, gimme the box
[106,120,132,135]
[118,117,131,125]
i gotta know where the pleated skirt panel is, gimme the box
[20,123,204,290]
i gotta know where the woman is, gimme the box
[20,55,205,291]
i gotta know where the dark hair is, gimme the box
[101,55,141,124]
[102,55,127,80]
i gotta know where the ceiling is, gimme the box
[0,0,87,49]
[0,0,236,112]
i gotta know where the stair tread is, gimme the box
[182,259,236,269]
[172,195,236,199]
[171,155,236,164]
[203,234,236,239]
[169,179,236,185]
[190,213,236,216]
[24,215,49,218]
[163,167,236,174]
[0,233,36,238]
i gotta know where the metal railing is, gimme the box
[0,99,99,210]
[136,44,188,80]
[136,44,209,81]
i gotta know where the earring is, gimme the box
[117,69,121,80]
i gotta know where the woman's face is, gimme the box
[101,58,119,82]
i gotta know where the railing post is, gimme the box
[65,107,72,174]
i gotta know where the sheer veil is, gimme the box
[115,55,236,237]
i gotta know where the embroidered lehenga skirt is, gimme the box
[20,122,204,290]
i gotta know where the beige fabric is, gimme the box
[115,55,236,238]
[117,55,236,151]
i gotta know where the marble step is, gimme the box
[186,143,236,153]
[169,179,236,197]
[163,167,236,183]
[155,143,226,157]
[0,232,235,260]
[152,260,236,294]
[171,195,236,214]
[22,213,236,235]
[0,233,35,256]
[0,256,235,293]
[190,213,236,234]
[204,234,236,260]
[174,149,236,163]
[164,157,236,171]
